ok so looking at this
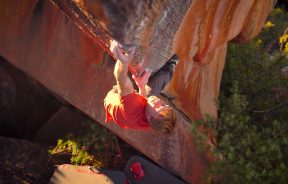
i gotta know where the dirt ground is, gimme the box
[0,136,55,184]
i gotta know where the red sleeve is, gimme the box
[104,91,150,130]
[120,93,150,129]
[120,93,147,115]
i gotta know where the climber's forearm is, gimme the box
[114,59,128,85]
[114,60,133,96]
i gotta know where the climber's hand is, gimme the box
[110,40,135,64]
[132,69,152,89]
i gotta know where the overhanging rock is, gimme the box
[0,0,274,183]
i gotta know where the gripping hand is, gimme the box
[110,40,135,64]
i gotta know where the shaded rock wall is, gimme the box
[0,57,61,140]
[0,0,274,183]
[78,0,191,72]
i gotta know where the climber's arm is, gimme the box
[114,60,134,96]
[111,41,135,96]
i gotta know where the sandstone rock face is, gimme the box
[0,0,274,183]
[77,0,274,119]
[169,0,275,119]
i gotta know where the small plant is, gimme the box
[48,123,130,169]
[49,136,102,168]
[279,26,288,55]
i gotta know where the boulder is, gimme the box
[0,0,274,183]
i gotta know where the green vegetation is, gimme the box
[49,136,102,168]
[48,123,133,169]
[195,8,288,183]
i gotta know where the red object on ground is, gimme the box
[129,162,145,180]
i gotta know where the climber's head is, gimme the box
[145,96,176,134]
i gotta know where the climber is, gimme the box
[104,41,178,133]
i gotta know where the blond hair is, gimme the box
[149,107,176,134]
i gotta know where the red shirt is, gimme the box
[104,90,151,130]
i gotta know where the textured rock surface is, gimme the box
[77,0,275,119]
[75,0,191,73]
[168,0,275,119]
[0,0,274,183]
[0,136,53,183]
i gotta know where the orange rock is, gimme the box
[0,0,274,183]
[168,0,274,121]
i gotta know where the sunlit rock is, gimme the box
[0,0,274,183]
